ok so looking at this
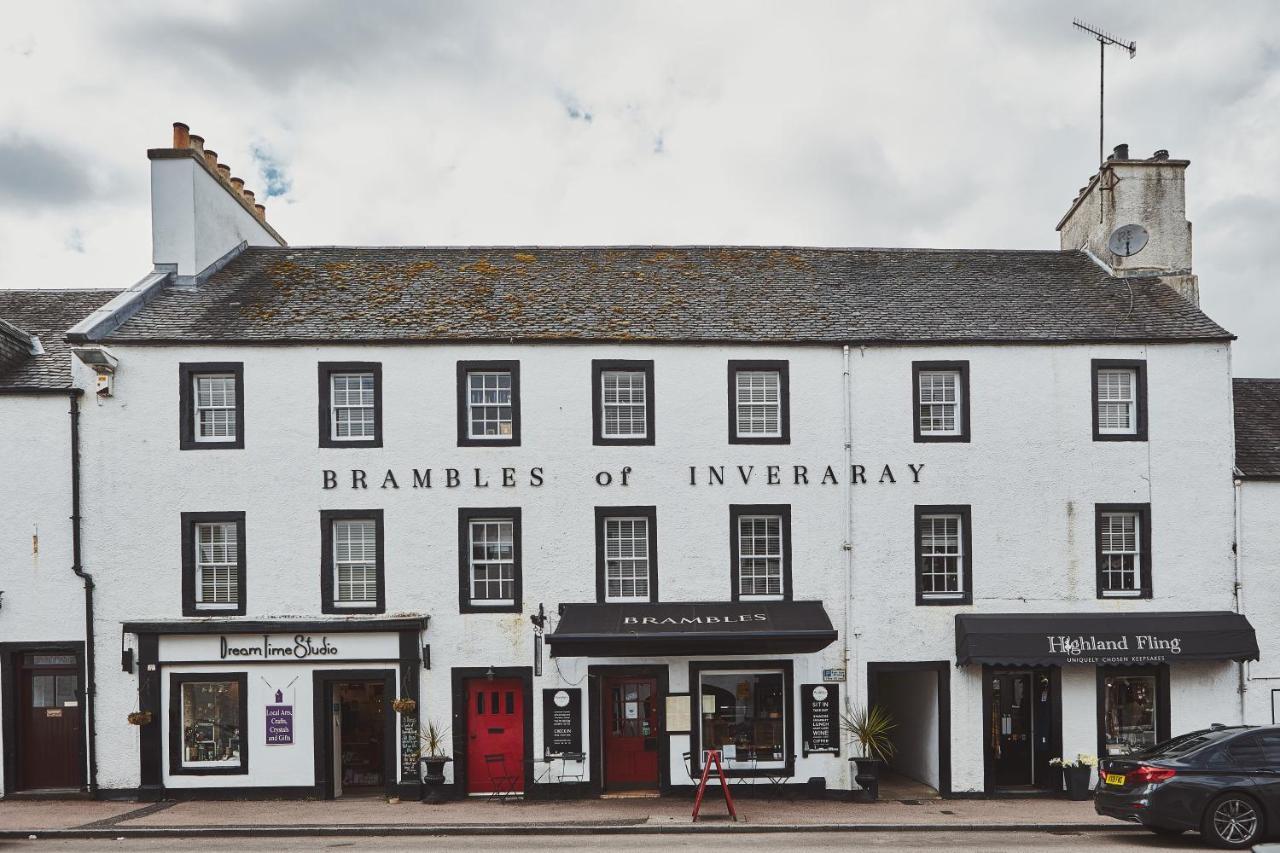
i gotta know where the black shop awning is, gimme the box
[548,601,838,657]
[955,611,1259,667]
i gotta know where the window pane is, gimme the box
[605,517,650,601]
[331,372,376,439]
[32,675,55,708]
[196,522,239,607]
[469,519,516,603]
[738,515,783,597]
[1103,675,1157,755]
[699,672,786,763]
[334,519,378,603]
[468,371,514,437]
[194,374,237,440]
[1100,512,1140,593]
[735,371,781,437]
[54,675,79,706]
[919,514,963,596]
[918,370,961,435]
[601,371,647,438]
[1097,369,1136,433]
[181,680,242,766]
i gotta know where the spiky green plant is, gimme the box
[419,719,451,759]
[840,704,897,762]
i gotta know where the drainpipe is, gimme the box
[1233,468,1246,724]
[69,390,98,796]
[841,345,856,701]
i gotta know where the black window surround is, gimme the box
[168,671,249,776]
[178,362,245,450]
[688,659,795,779]
[912,360,971,443]
[1095,664,1170,761]
[457,507,523,614]
[727,360,790,445]
[914,504,974,606]
[594,505,659,604]
[320,509,386,615]
[728,504,793,602]
[591,359,656,446]
[318,362,383,449]
[180,511,247,617]
[456,360,521,447]
[1092,359,1148,442]
[1094,503,1153,599]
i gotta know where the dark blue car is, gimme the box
[1095,725,1280,848]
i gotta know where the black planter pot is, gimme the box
[1063,765,1093,801]
[419,756,452,804]
[850,757,881,802]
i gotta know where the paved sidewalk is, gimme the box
[0,795,1127,837]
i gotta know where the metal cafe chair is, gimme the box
[484,753,521,802]
[762,754,796,797]
[556,751,586,784]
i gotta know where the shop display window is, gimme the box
[1103,673,1158,755]
[698,670,786,766]
[179,678,244,769]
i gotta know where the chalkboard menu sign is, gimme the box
[542,688,582,755]
[801,683,840,757]
[401,715,420,777]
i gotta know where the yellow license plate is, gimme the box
[1104,773,1126,786]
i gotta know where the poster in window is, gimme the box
[802,683,840,756]
[542,688,582,755]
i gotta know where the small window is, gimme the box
[170,673,248,775]
[321,510,385,614]
[457,361,521,446]
[689,661,794,779]
[1100,668,1167,756]
[179,363,244,450]
[913,361,970,442]
[1092,360,1147,441]
[730,504,792,601]
[1096,504,1152,598]
[914,505,973,605]
[319,362,382,448]
[31,674,78,708]
[592,360,655,445]
[727,361,789,444]
[595,506,658,603]
[458,508,522,613]
[181,512,246,616]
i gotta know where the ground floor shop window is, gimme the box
[694,666,790,770]
[1098,665,1169,757]
[170,672,248,774]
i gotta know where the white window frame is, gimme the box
[179,679,243,769]
[332,519,378,607]
[697,668,787,770]
[918,513,965,600]
[468,518,516,607]
[467,370,514,440]
[603,516,651,603]
[194,522,239,611]
[1100,511,1142,597]
[193,373,237,443]
[330,372,377,441]
[1096,368,1138,436]
[918,370,963,437]
[735,370,782,439]
[737,514,784,601]
[600,370,648,439]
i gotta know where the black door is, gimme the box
[991,672,1033,787]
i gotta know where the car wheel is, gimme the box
[1202,792,1264,849]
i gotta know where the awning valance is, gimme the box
[548,601,838,657]
[955,611,1259,667]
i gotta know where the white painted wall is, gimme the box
[1241,480,1280,725]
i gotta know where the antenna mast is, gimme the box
[1072,19,1136,168]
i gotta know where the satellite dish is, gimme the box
[1107,224,1149,257]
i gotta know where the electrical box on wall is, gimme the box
[70,346,119,397]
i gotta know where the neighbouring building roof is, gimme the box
[1234,378,1280,479]
[99,246,1232,345]
[0,289,120,389]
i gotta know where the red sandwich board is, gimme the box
[691,749,738,822]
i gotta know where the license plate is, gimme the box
[1104,773,1126,786]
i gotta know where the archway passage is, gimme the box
[868,662,950,799]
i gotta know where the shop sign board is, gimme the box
[542,688,582,755]
[159,631,400,663]
[266,696,293,745]
[822,668,846,682]
[802,683,840,757]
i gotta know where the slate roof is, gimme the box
[1234,379,1280,479]
[0,289,119,389]
[101,246,1232,345]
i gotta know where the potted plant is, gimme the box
[416,720,452,804]
[841,704,896,802]
[127,710,152,726]
[391,697,417,715]
[1050,754,1097,800]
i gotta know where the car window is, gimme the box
[1258,733,1280,768]
[1136,730,1209,758]
[1227,735,1266,770]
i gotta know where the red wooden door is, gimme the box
[19,656,84,790]
[603,676,658,790]
[466,678,524,794]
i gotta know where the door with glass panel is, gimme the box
[18,653,84,790]
[602,676,659,790]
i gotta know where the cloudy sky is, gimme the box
[1,1,1277,372]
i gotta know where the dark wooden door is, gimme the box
[991,672,1033,787]
[466,678,524,794]
[19,655,83,790]
[603,676,658,790]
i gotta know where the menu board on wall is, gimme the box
[401,715,420,777]
[801,683,840,756]
[542,688,582,755]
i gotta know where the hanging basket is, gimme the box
[127,711,153,726]
[391,698,417,715]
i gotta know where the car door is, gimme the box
[1253,731,1280,813]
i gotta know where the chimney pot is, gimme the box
[1151,149,1170,161]
[1110,143,1130,161]
[188,134,205,154]
[172,122,190,149]
[254,203,266,218]
[243,189,255,204]
[230,177,245,192]
[216,164,231,181]
[203,150,219,169]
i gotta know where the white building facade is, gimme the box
[0,126,1267,800]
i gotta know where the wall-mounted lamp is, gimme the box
[70,345,119,397]
[485,665,496,681]
[422,644,431,670]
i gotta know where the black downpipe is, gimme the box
[69,390,97,795]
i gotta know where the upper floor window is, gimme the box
[914,505,972,605]
[319,362,382,448]
[1096,504,1152,598]
[596,506,658,603]
[1092,360,1147,441]
[181,512,246,616]
[179,363,244,450]
[730,504,792,601]
[320,509,385,614]
[457,361,521,447]
[913,361,970,442]
[592,359,655,445]
[458,508,522,613]
[728,360,790,444]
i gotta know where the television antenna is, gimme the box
[1072,19,1136,169]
